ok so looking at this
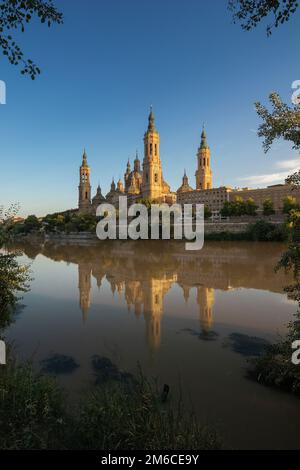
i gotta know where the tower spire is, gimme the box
[195,125,212,190]
[78,149,91,212]
[148,105,156,132]
[200,126,209,149]
[82,148,88,165]
[142,106,162,200]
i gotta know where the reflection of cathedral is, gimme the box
[78,263,92,322]
[77,259,215,350]
[16,240,291,352]
[197,286,214,333]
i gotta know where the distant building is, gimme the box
[229,184,300,213]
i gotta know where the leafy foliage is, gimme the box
[204,204,212,219]
[0,252,30,321]
[247,219,286,240]
[0,0,63,78]
[251,205,300,393]
[263,197,275,215]
[283,195,300,213]
[255,92,300,152]
[220,196,258,217]
[249,327,300,394]
[0,205,31,327]
[0,359,67,449]
[43,211,97,233]
[8,211,98,235]
[0,203,19,245]
[229,0,299,36]
[277,208,300,277]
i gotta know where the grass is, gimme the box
[0,359,67,449]
[0,359,221,450]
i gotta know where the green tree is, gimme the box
[263,198,275,215]
[0,204,18,244]
[23,214,40,233]
[0,206,30,325]
[221,197,254,217]
[229,0,299,36]
[220,200,232,217]
[204,205,212,220]
[233,196,247,216]
[255,92,300,192]
[283,195,299,214]
[0,0,63,79]
[255,92,300,153]
[247,219,280,241]
[245,197,258,216]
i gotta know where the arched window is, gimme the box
[155,144,157,156]
[154,173,158,183]
[150,143,153,155]
[85,191,88,199]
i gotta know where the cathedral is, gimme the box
[78,108,176,213]
[78,108,300,216]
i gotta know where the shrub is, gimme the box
[0,253,30,319]
[204,205,212,220]
[245,198,258,216]
[263,198,275,216]
[246,220,285,241]
[0,360,67,449]
[283,196,299,214]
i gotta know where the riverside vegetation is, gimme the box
[249,207,300,393]
[6,195,297,242]
[0,357,221,450]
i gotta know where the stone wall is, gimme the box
[43,219,283,241]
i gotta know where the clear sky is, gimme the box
[1,0,299,217]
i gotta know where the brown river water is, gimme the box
[4,240,300,449]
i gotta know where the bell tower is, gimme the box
[78,149,91,212]
[141,107,163,201]
[195,127,212,190]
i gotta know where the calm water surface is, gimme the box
[5,240,300,449]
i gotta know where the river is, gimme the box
[4,240,300,449]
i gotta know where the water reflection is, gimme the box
[11,240,292,352]
[6,240,300,449]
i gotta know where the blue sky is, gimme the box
[0,0,299,217]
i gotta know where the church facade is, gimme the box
[78,108,176,214]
